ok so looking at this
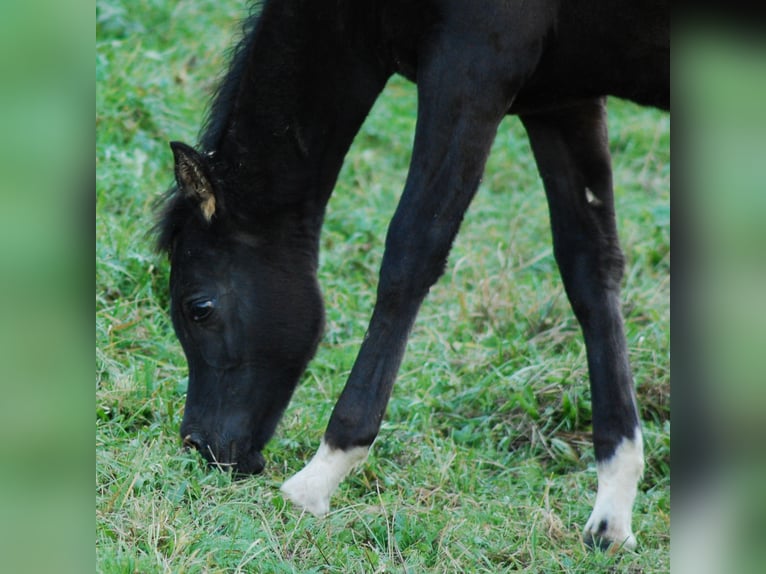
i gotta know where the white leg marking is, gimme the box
[280,439,369,516]
[584,429,644,550]
[585,187,604,206]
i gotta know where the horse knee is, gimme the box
[377,255,442,312]
[377,225,451,311]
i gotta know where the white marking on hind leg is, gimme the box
[280,439,368,516]
[584,429,644,550]
[585,187,604,206]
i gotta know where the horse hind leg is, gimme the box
[521,99,645,551]
[584,428,644,551]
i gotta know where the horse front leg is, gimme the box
[521,99,645,550]
[281,42,514,516]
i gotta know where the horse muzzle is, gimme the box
[182,432,266,475]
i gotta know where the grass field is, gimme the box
[96,1,670,571]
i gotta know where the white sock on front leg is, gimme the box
[280,439,369,516]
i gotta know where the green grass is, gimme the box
[96,1,670,571]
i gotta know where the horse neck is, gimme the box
[210,0,390,234]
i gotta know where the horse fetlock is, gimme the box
[280,440,369,516]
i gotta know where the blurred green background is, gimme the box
[0,1,92,573]
[674,21,766,574]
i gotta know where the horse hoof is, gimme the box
[583,518,637,552]
[280,440,369,516]
[280,476,331,517]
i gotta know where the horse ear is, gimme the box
[170,141,217,222]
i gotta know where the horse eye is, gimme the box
[188,299,215,322]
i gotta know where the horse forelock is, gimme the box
[154,185,192,255]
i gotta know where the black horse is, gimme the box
[157,0,668,551]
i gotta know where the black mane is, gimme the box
[199,2,265,152]
[155,2,264,254]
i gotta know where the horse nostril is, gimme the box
[182,432,206,452]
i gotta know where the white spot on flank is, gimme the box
[280,439,369,516]
[585,187,603,206]
[584,429,644,550]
